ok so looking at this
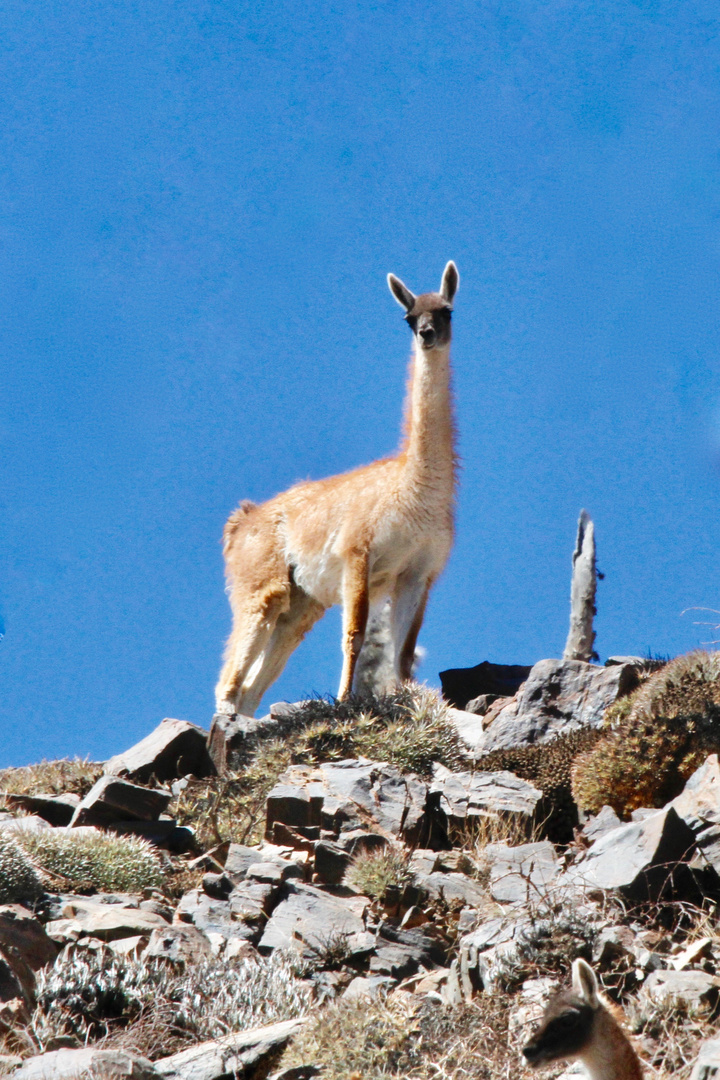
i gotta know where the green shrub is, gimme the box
[0,831,43,903]
[19,830,164,892]
[344,845,411,902]
[572,650,720,818]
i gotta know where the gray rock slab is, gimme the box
[3,793,80,826]
[266,760,429,845]
[690,1037,720,1080]
[207,713,281,773]
[485,841,560,904]
[258,881,368,955]
[559,806,697,901]
[104,718,215,783]
[145,924,213,964]
[0,904,58,969]
[643,969,720,1009]
[581,805,623,844]
[70,775,172,828]
[481,658,638,752]
[445,708,486,755]
[55,899,170,941]
[431,767,542,826]
[153,1017,306,1080]
[174,888,266,944]
[411,870,487,910]
[12,1048,160,1079]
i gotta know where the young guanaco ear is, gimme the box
[440,261,459,305]
[387,273,416,312]
[572,958,600,1009]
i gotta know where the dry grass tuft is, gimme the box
[0,758,103,799]
[281,993,523,1080]
[344,846,411,902]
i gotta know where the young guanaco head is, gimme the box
[388,261,458,350]
[523,958,643,1079]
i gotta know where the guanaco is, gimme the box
[215,262,459,716]
[523,958,643,1080]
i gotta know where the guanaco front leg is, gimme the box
[338,555,370,699]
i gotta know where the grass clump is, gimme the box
[0,832,43,903]
[0,758,103,799]
[19,830,164,893]
[572,650,720,818]
[26,947,312,1058]
[345,845,411,902]
[281,994,516,1080]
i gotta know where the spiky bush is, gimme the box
[572,650,720,818]
[0,758,102,798]
[18,830,164,892]
[0,831,43,902]
[29,947,313,1056]
[345,845,411,902]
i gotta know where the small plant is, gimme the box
[0,758,103,799]
[345,845,411,902]
[19,830,164,893]
[0,832,43,903]
[28,947,314,1058]
[572,650,720,818]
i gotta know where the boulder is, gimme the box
[207,713,281,774]
[258,881,370,956]
[431,766,542,830]
[439,662,533,711]
[484,841,560,905]
[266,760,432,847]
[643,969,720,1011]
[0,905,58,970]
[145,924,213,964]
[12,1048,160,1079]
[153,1017,307,1080]
[480,658,638,752]
[559,807,699,901]
[3,793,80,826]
[48,899,170,942]
[690,1037,720,1080]
[70,776,172,828]
[105,718,215,783]
[175,886,271,945]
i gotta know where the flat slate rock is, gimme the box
[12,1048,160,1079]
[643,969,720,1009]
[432,766,542,825]
[153,1017,307,1080]
[3,792,80,826]
[105,718,215,783]
[258,881,370,956]
[480,658,638,752]
[484,841,560,904]
[690,1037,720,1080]
[559,806,698,901]
[0,904,58,970]
[70,775,172,828]
[49,899,170,942]
[207,713,281,773]
[266,759,429,846]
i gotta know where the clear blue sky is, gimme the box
[2,1,720,766]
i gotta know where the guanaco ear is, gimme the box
[440,261,459,305]
[387,273,416,312]
[572,958,600,1009]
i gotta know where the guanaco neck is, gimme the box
[581,1008,644,1080]
[402,339,456,496]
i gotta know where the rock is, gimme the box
[0,945,35,1004]
[153,1017,306,1080]
[51,899,170,942]
[410,870,487,910]
[105,718,215,783]
[445,709,486,755]
[690,1037,720,1079]
[465,694,502,716]
[174,887,269,945]
[439,662,533,711]
[431,767,542,829]
[481,658,638,752]
[672,937,713,971]
[0,815,51,834]
[313,840,351,885]
[457,915,531,995]
[484,841,560,904]
[70,776,172,829]
[559,806,699,901]
[207,713,281,774]
[581,805,623,844]
[0,905,58,970]
[643,969,720,1010]
[259,881,371,957]
[266,760,432,847]
[3,793,80,826]
[343,975,395,1000]
[145,924,213,964]
[12,1048,160,1079]
[592,925,635,966]
[369,924,447,979]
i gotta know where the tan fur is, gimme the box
[523,959,643,1080]
[215,263,459,716]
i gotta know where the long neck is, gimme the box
[582,1009,643,1080]
[402,339,456,492]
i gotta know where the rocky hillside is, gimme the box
[3,656,720,1079]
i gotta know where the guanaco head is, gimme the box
[523,958,600,1067]
[388,261,459,350]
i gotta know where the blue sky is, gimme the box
[2,0,720,765]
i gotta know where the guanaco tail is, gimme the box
[215,261,459,716]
